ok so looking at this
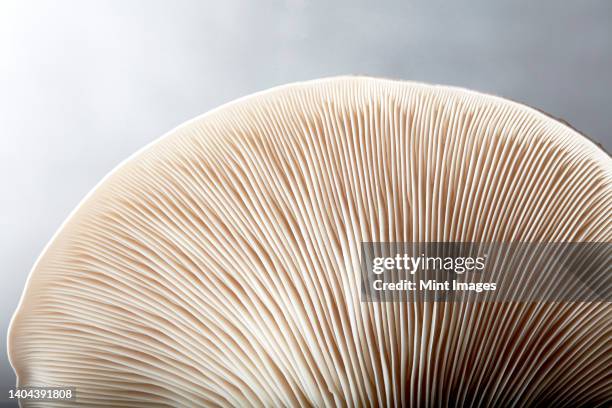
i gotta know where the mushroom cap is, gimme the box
[9,77,611,407]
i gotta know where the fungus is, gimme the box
[9,77,611,407]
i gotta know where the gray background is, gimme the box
[0,0,610,405]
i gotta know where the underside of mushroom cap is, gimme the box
[8,77,612,407]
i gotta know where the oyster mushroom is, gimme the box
[9,77,611,407]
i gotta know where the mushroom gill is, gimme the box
[8,77,611,407]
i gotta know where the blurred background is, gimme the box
[0,0,610,405]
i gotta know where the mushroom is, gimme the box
[9,77,611,407]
